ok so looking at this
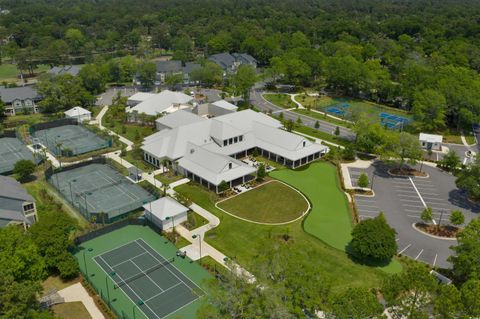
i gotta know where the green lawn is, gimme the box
[52,302,92,319]
[102,108,156,144]
[293,109,353,128]
[155,171,183,185]
[0,63,50,81]
[271,162,402,274]
[293,124,352,147]
[465,134,476,145]
[263,93,297,109]
[182,211,209,230]
[175,176,394,292]
[121,149,155,172]
[217,181,308,224]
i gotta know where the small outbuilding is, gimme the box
[143,197,189,230]
[419,133,443,151]
[127,166,143,182]
[64,106,92,123]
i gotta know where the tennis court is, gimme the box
[0,137,36,174]
[33,124,110,156]
[94,239,204,319]
[49,163,155,222]
[379,112,410,129]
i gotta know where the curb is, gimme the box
[411,223,457,241]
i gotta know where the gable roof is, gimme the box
[419,133,443,143]
[178,143,256,185]
[0,175,34,202]
[156,60,182,73]
[64,106,91,117]
[211,100,238,111]
[48,65,82,77]
[183,62,201,74]
[210,119,243,141]
[208,53,236,69]
[143,196,189,220]
[127,90,193,116]
[0,86,39,103]
[232,53,256,64]
[155,110,205,129]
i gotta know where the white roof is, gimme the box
[178,144,256,185]
[127,90,193,116]
[64,106,91,117]
[128,92,156,102]
[155,110,205,129]
[212,100,238,111]
[419,133,443,143]
[143,197,189,220]
[141,109,328,162]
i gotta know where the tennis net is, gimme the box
[114,257,175,289]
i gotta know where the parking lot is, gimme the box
[349,162,479,268]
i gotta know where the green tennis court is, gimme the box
[76,225,211,319]
[94,239,204,319]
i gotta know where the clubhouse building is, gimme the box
[141,107,328,193]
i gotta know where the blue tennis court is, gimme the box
[379,112,410,129]
[325,103,350,116]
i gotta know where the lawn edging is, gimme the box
[214,180,311,225]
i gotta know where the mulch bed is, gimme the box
[354,188,373,196]
[415,223,461,238]
[390,167,427,177]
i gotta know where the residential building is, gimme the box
[156,60,183,83]
[0,86,41,116]
[141,109,328,192]
[0,175,38,228]
[208,52,257,74]
[182,62,201,85]
[64,106,91,123]
[419,133,443,151]
[48,65,82,77]
[143,197,189,230]
[126,89,194,122]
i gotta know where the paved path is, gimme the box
[95,105,134,151]
[289,94,304,109]
[293,130,343,149]
[57,283,105,319]
[168,178,190,189]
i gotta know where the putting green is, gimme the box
[271,161,402,274]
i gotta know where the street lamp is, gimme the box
[192,234,202,260]
[84,192,92,219]
[82,247,93,281]
[105,275,111,307]
[370,172,376,190]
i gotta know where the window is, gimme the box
[303,141,306,147]
[23,203,34,212]
[229,138,233,145]
[228,163,232,169]
[234,136,238,143]
[239,135,243,142]
[224,140,227,146]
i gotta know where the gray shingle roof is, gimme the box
[156,60,183,73]
[155,110,205,129]
[48,65,82,77]
[183,62,201,74]
[0,175,34,202]
[208,53,236,69]
[0,86,39,103]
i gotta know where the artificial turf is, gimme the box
[217,181,308,224]
[271,162,352,250]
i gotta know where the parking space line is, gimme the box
[422,197,445,201]
[358,209,379,213]
[402,204,425,208]
[357,204,379,208]
[415,249,424,260]
[409,178,435,228]
[399,244,412,254]
[398,194,421,198]
[433,254,437,267]
[399,198,424,203]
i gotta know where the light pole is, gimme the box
[370,172,376,190]
[69,179,77,204]
[82,247,93,281]
[84,192,92,219]
[192,234,202,260]
[105,275,111,307]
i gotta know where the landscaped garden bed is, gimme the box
[389,167,427,177]
[415,223,461,238]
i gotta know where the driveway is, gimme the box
[249,88,356,141]
[350,162,479,268]
[96,86,137,106]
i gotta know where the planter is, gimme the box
[389,167,428,177]
[414,222,461,239]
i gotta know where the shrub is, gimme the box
[350,213,397,261]
[357,173,369,188]
[450,210,465,226]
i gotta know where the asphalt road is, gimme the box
[249,88,356,141]
[350,162,479,268]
